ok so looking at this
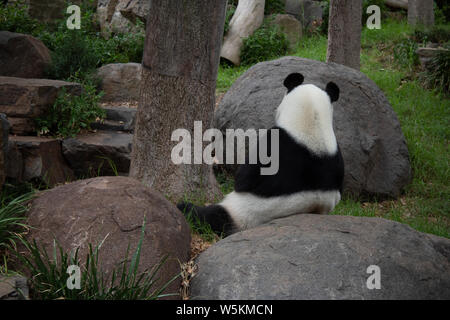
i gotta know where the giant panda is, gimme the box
[177,72,344,236]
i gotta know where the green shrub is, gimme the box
[241,18,289,66]
[421,45,450,94]
[45,30,100,80]
[394,38,420,70]
[35,79,105,138]
[15,220,179,300]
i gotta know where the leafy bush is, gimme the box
[35,79,105,138]
[421,45,450,94]
[15,221,179,300]
[241,18,289,66]
[394,38,420,70]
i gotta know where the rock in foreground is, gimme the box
[191,214,450,300]
[25,176,191,298]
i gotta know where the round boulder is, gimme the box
[0,31,51,79]
[214,57,412,199]
[25,176,191,298]
[191,214,450,300]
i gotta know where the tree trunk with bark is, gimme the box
[408,0,434,27]
[130,0,227,202]
[326,0,362,70]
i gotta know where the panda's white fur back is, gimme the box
[275,84,338,156]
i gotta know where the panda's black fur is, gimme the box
[178,73,344,236]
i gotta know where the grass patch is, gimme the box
[15,220,179,300]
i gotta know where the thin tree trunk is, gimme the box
[130,0,227,202]
[408,0,434,27]
[326,0,362,70]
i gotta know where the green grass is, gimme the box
[215,19,450,238]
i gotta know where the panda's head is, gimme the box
[275,73,340,156]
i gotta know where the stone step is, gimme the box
[62,130,133,177]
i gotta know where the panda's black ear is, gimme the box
[283,73,304,93]
[325,82,340,103]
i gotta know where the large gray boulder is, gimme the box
[214,57,412,199]
[191,214,450,300]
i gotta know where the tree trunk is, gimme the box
[221,0,265,65]
[408,0,434,27]
[326,0,362,70]
[130,0,227,202]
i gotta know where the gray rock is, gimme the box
[91,106,136,132]
[191,214,450,300]
[214,57,412,199]
[96,63,142,102]
[62,130,132,177]
[0,114,9,191]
